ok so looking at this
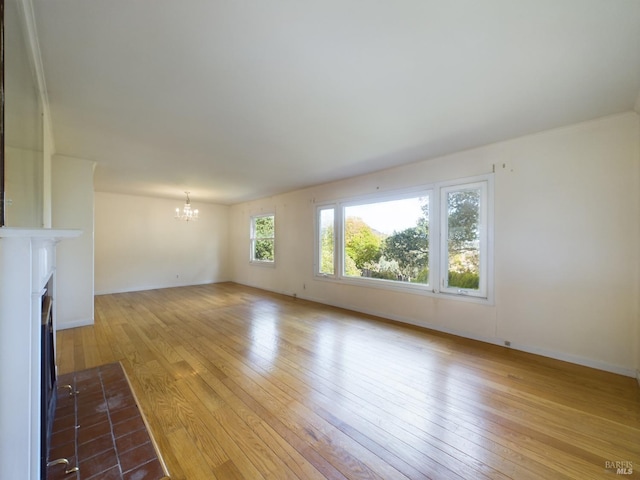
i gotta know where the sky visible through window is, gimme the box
[345,197,426,235]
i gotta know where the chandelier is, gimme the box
[175,192,199,222]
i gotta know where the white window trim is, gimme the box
[250,213,276,265]
[313,174,494,305]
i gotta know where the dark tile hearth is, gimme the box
[48,363,169,480]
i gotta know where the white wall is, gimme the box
[95,192,230,294]
[52,155,96,329]
[494,114,639,374]
[229,112,640,376]
[4,146,43,227]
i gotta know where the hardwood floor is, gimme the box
[57,283,640,480]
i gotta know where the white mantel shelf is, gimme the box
[0,227,82,239]
[0,227,82,480]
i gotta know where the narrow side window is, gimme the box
[441,182,487,297]
[318,207,335,275]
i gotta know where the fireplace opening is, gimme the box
[41,289,56,479]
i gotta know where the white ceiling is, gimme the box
[33,0,640,205]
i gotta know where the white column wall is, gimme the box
[52,155,96,329]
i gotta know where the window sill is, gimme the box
[250,260,276,268]
[314,274,492,305]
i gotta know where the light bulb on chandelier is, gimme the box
[175,191,199,221]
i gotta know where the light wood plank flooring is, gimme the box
[57,283,640,480]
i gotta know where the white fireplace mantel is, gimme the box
[0,227,82,480]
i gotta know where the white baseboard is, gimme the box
[314,294,638,377]
[235,282,638,379]
[113,280,636,380]
[95,279,232,296]
[507,342,636,378]
[57,317,94,330]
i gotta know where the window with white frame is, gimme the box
[315,175,492,301]
[318,207,335,275]
[250,214,275,263]
[441,181,488,297]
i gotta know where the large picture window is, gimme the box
[343,195,430,285]
[315,175,492,301]
[251,214,275,263]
